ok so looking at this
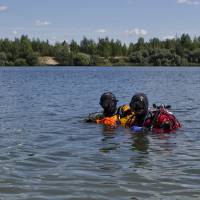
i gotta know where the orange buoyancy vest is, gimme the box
[95,105,136,128]
[96,115,119,127]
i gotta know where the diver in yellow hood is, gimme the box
[117,104,135,128]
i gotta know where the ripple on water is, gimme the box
[0,67,200,199]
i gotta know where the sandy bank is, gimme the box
[39,57,60,66]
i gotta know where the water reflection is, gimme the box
[99,125,179,155]
[99,143,120,153]
[102,125,117,135]
[131,134,149,153]
[100,128,120,153]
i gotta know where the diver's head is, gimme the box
[99,92,118,117]
[130,93,149,117]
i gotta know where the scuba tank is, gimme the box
[144,103,181,133]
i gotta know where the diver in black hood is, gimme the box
[86,92,119,124]
[99,92,118,117]
[129,93,181,132]
[129,93,149,127]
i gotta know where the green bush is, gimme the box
[73,53,91,66]
[91,55,105,66]
[0,52,7,66]
[15,58,27,66]
[5,61,15,66]
[26,52,39,66]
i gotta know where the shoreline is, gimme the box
[1,65,200,68]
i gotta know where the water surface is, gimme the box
[0,67,199,200]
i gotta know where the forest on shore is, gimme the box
[1,34,200,66]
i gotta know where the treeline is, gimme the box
[1,34,200,66]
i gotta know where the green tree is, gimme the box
[54,42,71,65]
[15,58,27,66]
[191,36,200,50]
[80,37,97,55]
[128,43,135,55]
[0,52,7,66]
[70,40,79,54]
[122,43,128,56]
[97,37,111,58]
[91,55,110,66]
[136,37,145,51]
[149,37,161,49]
[10,38,20,61]
[129,51,144,65]
[190,48,200,63]
[164,39,176,50]
[175,38,184,56]
[73,53,91,66]
[110,39,123,57]
[180,34,192,49]
[26,52,39,66]
[19,35,33,58]
[0,39,12,53]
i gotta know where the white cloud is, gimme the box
[0,5,8,12]
[13,30,18,35]
[125,28,148,36]
[177,0,200,5]
[49,36,57,45]
[35,20,51,26]
[140,29,148,35]
[96,29,107,34]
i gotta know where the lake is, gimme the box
[0,67,199,200]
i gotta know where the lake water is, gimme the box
[0,67,199,200]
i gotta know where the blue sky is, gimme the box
[0,0,200,44]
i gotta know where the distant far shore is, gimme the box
[1,34,200,67]
[1,55,200,67]
[36,56,200,67]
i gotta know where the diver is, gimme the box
[99,92,118,118]
[129,93,149,127]
[96,92,119,127]
[129,93,181,133]
[87,92,119,127]
[87,92,135,128]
